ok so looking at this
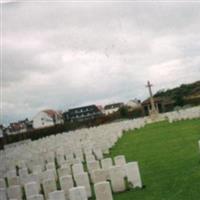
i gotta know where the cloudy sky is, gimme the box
[1,0,200,125]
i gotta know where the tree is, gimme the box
[174,91,184,107]
[119,106,129,118]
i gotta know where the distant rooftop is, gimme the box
[104,102,124,110]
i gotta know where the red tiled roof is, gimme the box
[43,109,62,118]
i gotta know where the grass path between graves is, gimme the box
[108,119,200,200]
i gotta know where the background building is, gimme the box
[104,102,124,115]
[126,99,142,110]
[63,105,103,122]
[33,109,63,129]
[142,97,174,116]
[4,119,33,135]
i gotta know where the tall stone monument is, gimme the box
[146,81,159,120]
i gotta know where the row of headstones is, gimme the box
[1,155,141,188]
[0,181,114,200]
[0,148,139,197]
[0,139,110,175]
[3,116,145,152]
[0,118,146,177]
[0,125,118,171]
[0,159,142,200]
[0,118,145,200]
[2,141,113,184]
[2,144,105,180]
[166,106,200,123]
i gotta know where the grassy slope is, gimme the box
[109,119,200,200]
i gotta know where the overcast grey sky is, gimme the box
[1,0,200,125]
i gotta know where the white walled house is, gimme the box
[126,99,142,110]
[103,103,124,115]
[33,109,63,129]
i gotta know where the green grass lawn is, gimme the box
[108,119,200,200]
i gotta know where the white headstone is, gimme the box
[94,181,113,200]
[125,162,142,188]
[24,182,39,198]
[59,175,74,199]
[93,149,103,160]
[58,167,71,178]
[114,155,126,166]
[7,176,20,186]
[109,166,126,192]
[69,186,87,200]
[42,179,57,199]
[74,149,84,162]
[42,170,57,182]
[56,155,66,167]
[91,169,108,183]
[32,165,43,174]
[87,161,100,174]
[22,174,40,185]
[85,154,95,162]
[101,158,113,170]
[46,162,56,170]
[0,188,7,200]
[49,190,65,200]
[7,170,17,178]
[7,185,22,200]
[19,168,28,178]
[114,155,126,177]
[74,173,91,198]
[72,164,84,176]
[27,194,44,200]
[0,178,6,188]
